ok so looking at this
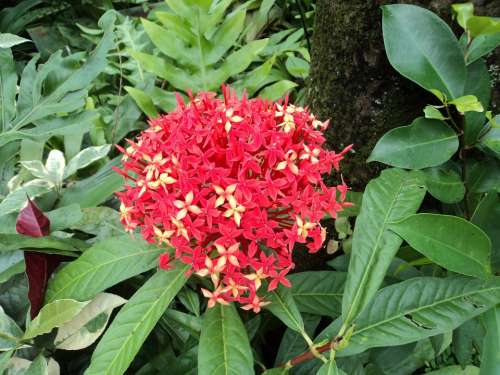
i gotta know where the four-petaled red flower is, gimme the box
[115,86,351,312]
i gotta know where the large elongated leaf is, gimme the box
[84,266,188,375]
[198,303,254,375]
[0,234,86,253]
[368,118,458,169]
[325,277,500,356]
[24,299,89,339]
[382,4,466,99]
[389,214,491,278]
[342,169,426,326]
[265,285,304,333]
[472,192,500,272]
[0,48,17,132]
[481,306,500,375]
[45,236,163,302]
[289,271,346,317]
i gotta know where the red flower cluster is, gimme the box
[115,87,351,312]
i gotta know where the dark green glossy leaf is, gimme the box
[368,118,458,169]
[266,285,304,333]
[382,4,466,99]
[472,192,500,273]
[289,271,345,317]
[389,214,491,278]
[342,169,426,326]
[423,166,465,203]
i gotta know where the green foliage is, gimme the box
[198,303,254,375]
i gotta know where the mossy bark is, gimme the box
[307,0,499,189]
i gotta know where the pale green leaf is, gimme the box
[55,293,126,350]
[24,299,89,339]
[63,145,111,179]
[0,33,30,48]
[0,306,22,350]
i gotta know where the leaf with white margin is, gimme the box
[0,179,53,216]
[20,160,50,182]
[44,150,66,188]
[24,299,89,339]
[55,293,126,350]
[64,145,111,179]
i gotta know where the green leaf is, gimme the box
[467,16,500,37]
[124,87,158,118]
[480,306,500,375]
[0,306,22,350]
[24,355,47,375]
[342,169,426,326]
[275,314,320,367]
[422,166,465,203]
[423,106,446,120]
[206,9,247,65]
[368,117,459,169]
[0,349,13,374]
[426,366,479,375]
[450,95,484,113]
[464,60,490,146]
[260,80,298,100]
[389,213,492,278]
[84,266,189,375]
[316,360,346,375]
[481,128,500,157]
[285,56,309,79]
[45,236,163,302]
[0,33,30,48]
[452,3,474,30]
[0,251,24,283]
[467,158,500,193]
[382,4,466,99]
[328,277,500,356]
[466,33,500,65]
[0,49,17,131]
[55,293,126,350]
[289,271,346,317]
[0,234,87,253]
[63,145,111,179]
[0,179,53,217]
[472,192,500,272]
[198,303,254,375]
[265,285,304,333]
[58,157,123,208]
[24,299,89,339]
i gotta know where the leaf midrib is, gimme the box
[344,176,407,325]
[271,290,303,332]
[47,247,160,302]
[99,269,186,375]
[390,9,462,98]
[353,283,500,338]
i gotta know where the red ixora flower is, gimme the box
[114,86,351,312]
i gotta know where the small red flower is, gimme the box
[115,86,351,311]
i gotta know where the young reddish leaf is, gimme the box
[16,197,62,318]
[16,197,50,237]
[24,252,63,318]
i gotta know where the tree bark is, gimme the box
[308,0,500,189]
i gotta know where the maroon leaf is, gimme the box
[16,197,50,237]
[16,197,61,318]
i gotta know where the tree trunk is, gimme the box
[307,0,500,190]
